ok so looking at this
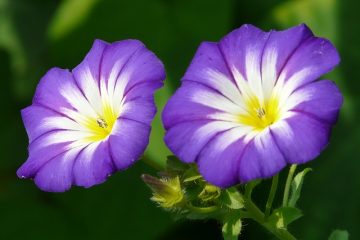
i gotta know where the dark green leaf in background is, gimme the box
[329,230,349,240]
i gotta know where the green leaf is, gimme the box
[328,230,349,240]
[222,213,242,240]
[288,168,312,207]
[268,207,303,229]
[220,188,245,210]
[48,0,101,41]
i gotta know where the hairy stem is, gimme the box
[186,203,218,214]
[282,165,297,207]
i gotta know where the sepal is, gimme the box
[288,168,312,207]
[222,211,242,240]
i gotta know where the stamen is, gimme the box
[96,118,108,129]
[256,108,266,118]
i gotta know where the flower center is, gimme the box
[96,118,108,129]
[82,100,117,143]
[238,94,281,131]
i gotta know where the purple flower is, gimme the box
[18,39,165,192]
[162,24,342,188]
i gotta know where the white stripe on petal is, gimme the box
[79,142,100,163]
[112,71,130,114]
[262,48,278,100]
[42,116,85,131]
[194,121,240,140]
[270,119,294,141]
[207,112,244,122]
[76,67,103,115]
[60,82,98,118]
[39,130,92,147]
[245,49,264,103]
[283,86,314,112]
[231,66,254,101]
[209,125,253,151]
[105,60,123,99]
[61,108,91,125]
[277,67,312,110]
[205,69,246,109]
[190,87,244,114]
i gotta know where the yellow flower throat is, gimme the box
[239,95,281,131]
[82,101,117,142]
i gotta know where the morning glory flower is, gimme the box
[162,24,342,188]
[18,39,165,192]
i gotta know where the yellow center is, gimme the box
[81,101,117,142]
[238,94,281,131]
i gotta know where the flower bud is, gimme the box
[198,184,221,202]
[142,174,184,209]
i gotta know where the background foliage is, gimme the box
[0,0,359,239]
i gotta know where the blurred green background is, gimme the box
[0,0,359,239]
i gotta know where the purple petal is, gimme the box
[73,141,115,188]
[74,39,109,83]
[72,39,109,113]
[34,147,82,192]
[100,39,144,87]
[32,68,74,110]
[164,120,240,163]
[182,42,243,104]
[124,81,163,100]
[100,40,165,101]
[120,97,156,126]
[261,24,313,95]
[279,34,340,92]
[121,81,164,126]
[219,24,269,83]
[118,45,166,91]
[33,67,97,119]
[162,81,242,129]
[108,118,151,170]
[271,113,331,164]
[238,128,287,183]
[197,127,251,187]
[286,80,343,124]
[17,130,86,178]
[21,105,81,143]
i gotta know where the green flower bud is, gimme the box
[142,174,184,209]
[198,184,221,202]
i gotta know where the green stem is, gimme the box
[282,165,297,207]
[245,200,296,240]
[265,174,279,217]
[245,180,261,199]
